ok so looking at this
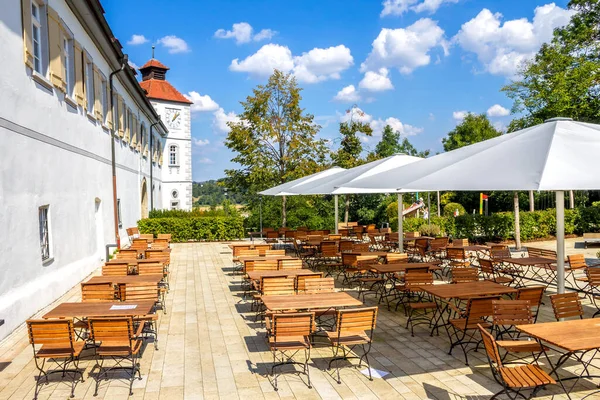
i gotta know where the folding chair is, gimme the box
[296,273,324,292]
[156,233,171,242]
[27,319,85,399]
[264,249,286,256]
[102,262,129,276]
[327,307,378,383]
[123,283,161,349]
[491,300,546,363]
[88,317,144,396]
[478,324,555,400]
[479,258,514,286]
[266,312,315,391]
[450,267,479,283]
[139,233,154,243]
[585,267,600,317]
[446,247,470,269]
[138,261,168,298]
[116,249,139,259]
[550,292,584,320]
[255,277,295,321]
[278,259,303,270]
[81,282,116,302]
[402,272,438,336]
[515,286,545,322]
[447,295,500,365]
[385,252,408,263]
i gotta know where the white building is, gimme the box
[0,0,192,340]
[139,59,193,211]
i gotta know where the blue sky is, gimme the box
[102,0,573,181]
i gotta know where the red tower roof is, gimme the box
[138,58,192,104]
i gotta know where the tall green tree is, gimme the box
[224,70,327,226]
[332,108,373,223]
[442,113,502,151]
[502,0,600,131]
[370,124,431,159]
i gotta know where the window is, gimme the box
[31,1,44,74]
[38,205,51,261]
[171,200,179,210]
[117,199,122,228]
[101,75,108,124]
[62,32,74,97]
[112,93,119,131]
[169,144,178,166]
[85,58,94,113]
[172,190,178,199]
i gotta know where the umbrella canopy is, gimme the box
[340,119,600,192]
[284,154,423,195]
[258,167,346,196]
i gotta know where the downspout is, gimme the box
[109,55,127,249]
[149,121,161,211]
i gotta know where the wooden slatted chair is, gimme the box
[265,230,280,245]
[115,249,139,260]
[386,253,408,263]
[303,277,335,294]
[152,238,169,249]
[328,234,342,241]
[157,233,171,242]
[491,300,546,362]
[232,245,253,257]
[88,317,144,396]
[102,262,129,276]
[266,312,315,391]
[428,237,449,259]
[296,273,324,292]
[452,238,469,247]
[478,324,555,399]
[138,261,168,299]
[339,240,354,253]
[139,233,154,243]
[446,247,471,268]
[352,242,370,252]
[479,258,514,286]
[252,260,279,272]
[145,249,169,262]
[550,292,583,320]
[126,227,139,240]
[586,267,600,317]
[122,284,161,349]
[327,307,378,383]
[451,267,479,284]
[515,286,545,322]
[264,249,285,256]
[567,254,600,291]
[401,272,438,336]
[130,238,148,251]
[255,277,296,321]
[81,282,116,302]
[278,259,303,270]
[317,241,343,276]
[448,295,501,365]
[26,319,85,399]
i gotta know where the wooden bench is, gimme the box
[583,233,600,248]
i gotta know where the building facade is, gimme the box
[139,60,193,211]
[0,0,183,340]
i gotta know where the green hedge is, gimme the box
[138,217,245,242]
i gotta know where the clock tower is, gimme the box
[139,58,193,211]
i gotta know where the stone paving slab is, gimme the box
[0,242,599,399]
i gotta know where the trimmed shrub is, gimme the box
[444,202,466,217]
[419,224,441,237]
[138,217,245,242]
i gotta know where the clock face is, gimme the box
[165,108,182,129]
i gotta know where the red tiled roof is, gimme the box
[140,59,170,70]
[139,79,193,104]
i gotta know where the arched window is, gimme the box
[169,144,178,166]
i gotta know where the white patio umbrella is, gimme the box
[283,154,423,248]
[340,118,600,293]
[258,166,346,196]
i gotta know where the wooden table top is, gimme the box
[261,292,363,311]
[228,243,270,248]
[246,270,319,280]
[422,281,517,300]
[87,275,163,285]
[517,319,600,352]
[105,258,167,266]
[347,251,390,257]
[237,255,295,263]
[444,245,490,251]
[402,236,433,242]
[43,301,156,319]
[507,257,556,266]
[369,263,437,274]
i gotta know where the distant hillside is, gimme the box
[192,180,244,206]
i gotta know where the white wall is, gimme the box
[152,100,193,210]
[0,0,165,339]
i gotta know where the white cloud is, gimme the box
[454,4,574,77]
[185,91,220,113]
[293,45,354,83]
[128,61,140,71]
[197,157,214,164]
[156,35,190,54]
[429,112,435,120]
[453,110,468,121]
[230,44,353,83]
[340,107,422,139]
[359,68,394,92]
[230,44,294,77]
[380,0,458,17]
[213,107,240,134]
[127,34,148,45]
[333,85,361,103]
[214,22,276,44]
[487,104,510,117]
[193,138,210,147]
[361,18,448,75]
[493,121,507,132]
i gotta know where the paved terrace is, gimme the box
[0,240,600,399]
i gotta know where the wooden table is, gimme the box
[87,275,163,285]
[43,301,156,318]
[347,251,390,257]
[517,319,600,398]
[422,281,517,300]
[246,270,318,280]
[236,255,295,263]
[506,256,557,286]
[402,236,433,242]
[261,292,363,311]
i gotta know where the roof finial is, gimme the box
[152,45,155,59]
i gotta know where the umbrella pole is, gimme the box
[427,192,431,224]
[334,195,339,234]
[398,193,403,253]
[556,191,565,294]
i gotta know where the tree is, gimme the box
[370,125,431,159]
[503,0,600,131]
[442,113,502,151]
[224,70,327,226]
[332,107,373,223]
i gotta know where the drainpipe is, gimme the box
[149,121,161,211]
[109,55,128,249]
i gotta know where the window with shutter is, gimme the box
[21,0,34,68]
[47,6,64,89]
[93,67,102,120]
[84,53,94,114]
[117,95,125,137]
[60,25,74,97]
[73,41,84,106]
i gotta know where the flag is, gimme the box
[482,194,489,200]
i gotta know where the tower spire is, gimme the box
[151,45,155,59]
